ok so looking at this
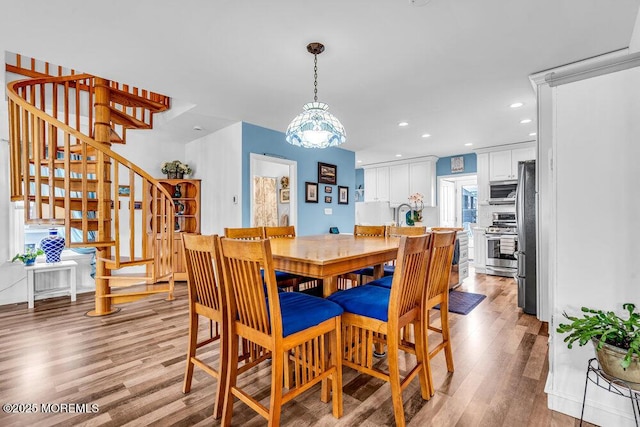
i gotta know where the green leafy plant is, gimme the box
[557,303,640,369]
[12,248,44,264]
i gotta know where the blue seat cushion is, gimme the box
[352,265,395,277]
[278,292,344,337]
[327,285,390,322]
[367,275,394,289]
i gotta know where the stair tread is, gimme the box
[109,106,151,129]
[108,87,169,113]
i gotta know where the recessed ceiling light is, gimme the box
[510,102,524,108]
[421,133,431,138]
[464,143,473,146]
[395,154,402,157]
[520,119,532,124]
[529,132,537,136]
[398,121,409,127]
[193,125,203,131]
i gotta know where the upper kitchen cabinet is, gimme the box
[488,144,536,181]
[363,157,437,207]
[364,166,389,202]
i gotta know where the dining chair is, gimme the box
[430,227,462,288]
[368,230,457,397]
[181,233,228,419]
[328,234,432,427]
[263,225,322,295]
[339,224,387,289]
[219,237,344,426]
[421,230,457,396]
[224,226,300,290]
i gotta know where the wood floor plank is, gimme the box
[0,271,587,426]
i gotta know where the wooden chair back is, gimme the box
[353,225,386,237]
[425,231,457,303]
[224,226,265,240]
[387,225,427,236]
[220,237,281,343]
[182,233,224,317]
[388,234,432,325]
[264,226,296,239]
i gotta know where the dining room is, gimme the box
[0,226,562,426]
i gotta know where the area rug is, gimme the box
[435,290,486,315]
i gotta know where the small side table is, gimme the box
[581,357,640,426]
[26,260,77,309]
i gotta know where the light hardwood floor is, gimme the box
[0,270,591,426]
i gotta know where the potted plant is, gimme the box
[12,248,44,266]
[557,303,640,389]
[161,160,192,179]
[406,192,424,226]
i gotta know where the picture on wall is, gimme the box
[318,162,337,185]
[280,189,290,203]
[325,185,332,193]
[325,196,332,203]
[451,156,465,173]
[118,185,130,197]
[338,186,349,204]
[305,182,318,203]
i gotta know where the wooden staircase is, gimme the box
[6,54,175,316]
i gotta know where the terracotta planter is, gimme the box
[592,339,640,390]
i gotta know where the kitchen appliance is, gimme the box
[488,180,517,205]
[486,212,518,277]
[516,160,537,315]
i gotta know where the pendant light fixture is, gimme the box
[285,42,346,149]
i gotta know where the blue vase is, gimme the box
[40,228,65,263]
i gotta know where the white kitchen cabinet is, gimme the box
[409,161,436,207]
[472,227,486,273]
[489,146,536,181]
[477,153,489,204]
[388,164,409,206]
[363,166,389,202]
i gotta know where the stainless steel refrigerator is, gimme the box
[516,160,537,315]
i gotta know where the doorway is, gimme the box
[249,154,297,229]
[438,174,477,259]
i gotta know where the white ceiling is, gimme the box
[1,0,638,165]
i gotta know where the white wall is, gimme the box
[185,122,242,235]
[629,7,640,53]
[545,64,640,426]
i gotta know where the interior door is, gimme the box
[439,179,456,227]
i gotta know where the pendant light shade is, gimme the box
[286,43,346,149]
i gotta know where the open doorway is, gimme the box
[249,154,297,229]
[438,174,477,260]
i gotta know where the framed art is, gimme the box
[305,182,318,203]
[280,188,290,203]
[338,186,349,204]
[318,162,337,185]
[451,156,465,173]
[118,185,130,197]
[325,185,332,193]
[325,196,332,203]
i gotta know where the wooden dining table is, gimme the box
[269,234,401,297]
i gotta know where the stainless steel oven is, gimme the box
[486,212,518,277]
[486,234,518,277]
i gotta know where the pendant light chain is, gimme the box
[313,53,318,102]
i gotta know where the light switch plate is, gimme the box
[324,208,332,215]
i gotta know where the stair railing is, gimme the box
[7,74,175,315]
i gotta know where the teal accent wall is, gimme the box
[242,122,356,236]
[436,153,477,176]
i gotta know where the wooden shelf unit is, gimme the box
[148,179,201,281]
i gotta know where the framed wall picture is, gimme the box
[325,185,332,193]
[325,196,332,203]
[280,188,290,203]
[338,186,349,204]
[118,185,130,197]
[305,182,318,203]
[318,162,337,185]
[451,156,465,173]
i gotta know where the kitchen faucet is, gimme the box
[395,203,412,226]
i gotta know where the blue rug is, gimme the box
[435,290,486,315]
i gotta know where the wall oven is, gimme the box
[486,212,518,277]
